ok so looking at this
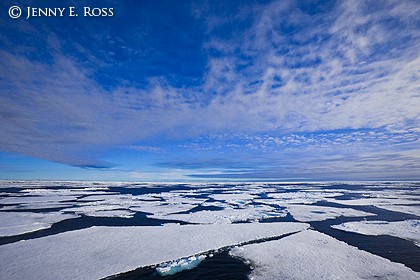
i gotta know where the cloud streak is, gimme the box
[0,0,419,179]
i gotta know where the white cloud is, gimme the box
[0,0,419,171]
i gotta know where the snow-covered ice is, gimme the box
[209,193,255,202]
[265,191,344,204]
[78,209,135,218]
[0,195,80,204]
[375,204,420,217]
[230,229,420,280]
[329,197,418,206]
[328,194,420,217]
[0,212,77,237]
[152,204,286,224]
[61,201,137,218]
[0,180,419,279]
[156,254,207,276]
[332,220,420,247]
[0,222,309,280]
[285,204,376,222]
[0,202,76,210]
[129,197,203,216]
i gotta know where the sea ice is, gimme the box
[156,254,207,276]
[328,195,420,217]
[210,193,255,202]
[0,195,80,204]
[285,204,375,222]
[329,197,418,206]
[332,220,420,247]
[0,202,76,210]
[129,200,200,216]
[61,202,136,218]
[266,191,344,204]
[230,229,420,280]
[0,222,309,280]
[80,209,135,218]
[0,211,77,237]
[20,188,115,197]
[76,194,131,201]
[58,194,149,217]
[152,204,286,224]
[375,204,420,217]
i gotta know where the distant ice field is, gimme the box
[0,181,419,279]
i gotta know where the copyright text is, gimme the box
[8,6,114,19]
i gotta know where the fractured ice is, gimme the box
[284,204,376,222]
[156,254,207,276]
[0,222,308,280]
[332,220,420,247]
[0,180,419,279]
[230,230,420,280]
[151,204,286,224]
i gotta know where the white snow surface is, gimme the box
[152,205,286,224]
[266,191,344,204]
[0,212,77,237]
[0,195,80,204]
[375,204,420,217]
[230,229,420,280]
[332,220,420,247]
[61,202,137,218]
[329,197,418,206]
[0,203,76,210]
[286,204,376,222]
[130,203,196,216]
[0,222,309,280]
[80,209,134,218]
[209,193,255,202]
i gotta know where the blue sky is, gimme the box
[0,0,419,181]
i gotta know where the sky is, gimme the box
[0,0,419,181]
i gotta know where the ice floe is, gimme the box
[285,204,376,222]
[78,209,135,218]
[151,204,286,224]
[230,229,420,280]
[0,222,309,280]
[0,212,77,237]
[209,193,255,202]
[0,202,76,210]
[156,254,207,276]
[329,197,418,206]
[375,204,420,217]
[328,195,420,217]
[266,191,344,204]
[0,195,80,204]
[129,202,197,216]
[20,188,115,197]
[1,181,419,279]
[332,220,420,247]
[61,201,137,218]
[59,194,157,218]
